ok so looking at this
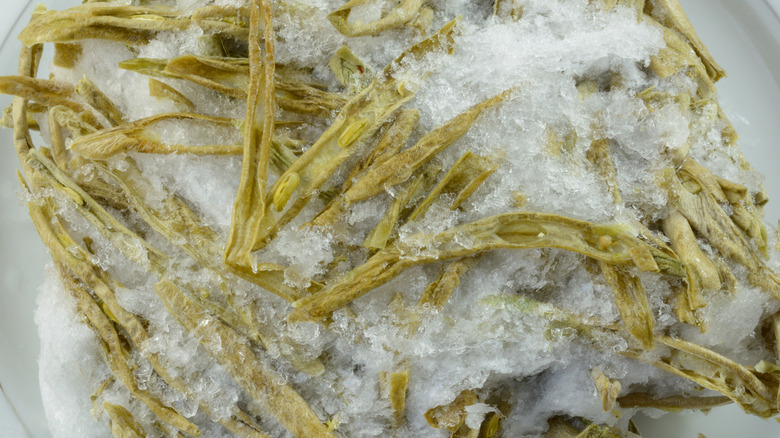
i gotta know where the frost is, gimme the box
[16,0,780,437]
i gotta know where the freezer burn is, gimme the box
[2,0,779,437]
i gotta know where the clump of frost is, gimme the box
[464,403,500,428]
[132,154,241,235]
[36,266,111,438]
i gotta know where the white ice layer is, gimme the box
[27,0,780,437]
[36,266,111,438]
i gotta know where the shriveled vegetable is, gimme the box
[328,0,425,37]
[155,279,336,438]
[104,403,146,438]
[418,255,480,310]
[425,390,479,431]
[379,367,410,429]
[252,20,458,248]
[148,78,195,111]
[224,0,279,288]
[644,0,726,81]
[617,393,730,411]
[69,113,242,158]
[119,55,347,116]
[329,45,374,92]
[290,212,685,322]
[19,4,191,46]
[591,368,621,412]
[632,336,780,417]
[343,91,509,205]
[6,0,780,437]
[76,76,124,126]
[409,151,498,221]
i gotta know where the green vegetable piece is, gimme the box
[224,0,278,289]
[494,0,523,19]
[46,107,69,170]
[663,208,721,299]
[363,166,438,250]
[311,108,420,227]
[191,5,250,41]
[660,167,780,296]
[379,367,410,429]
[119,56,248,98]
[104,402,146,438]
[637,86,691,113]
[591,368,621,412]
[290,212,685,321]
[599,262,655,350]
[645,336,777,417]
[253,20,458,249]
[646,17,716,99]
[477,411,502,438]
[409,150,498,221]
[328,0,425,37]
[424,390,479,432]
[586,138,622,205]
[76,76,125,126]
[69,113,242,158]
[418,256,480,310]
[482,294,619,344]
[329,46,374,92]
[19,4,190,46]
[616,392,731,411]
[772,313,780,366]
[591,0,645,14]
[1,102,45,131]
[155,279,337,438]
[344,90,510,205]
[120,55,346,116]
[644,0,726,81]
[148,78,195,111]
[0,75,103,128]
[53,42,83,68]
[49,105,99,139]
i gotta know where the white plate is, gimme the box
[1,1,779,436]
